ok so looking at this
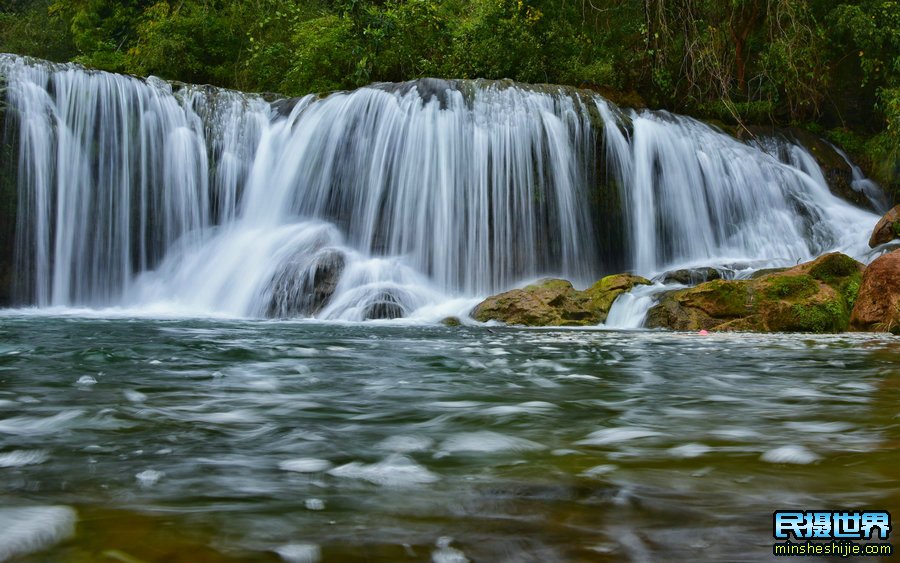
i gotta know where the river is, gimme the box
[1,315,897,561]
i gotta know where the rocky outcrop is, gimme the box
[647,253,864,333]
[850,250,900,334]
[471,274,650,326]
[868,205,900,248]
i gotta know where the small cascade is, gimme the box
[0,54,885,321]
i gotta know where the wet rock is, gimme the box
[850,249,900,334]
[440,316,462,327]
[471,275,650,326]
[657,267,725,286]
[868,205,900,248]
[266,249,345,318]
[647,253,864,333]
[363,290,406,320]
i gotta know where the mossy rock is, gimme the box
[471,274,650,326]
[647,253,863,333]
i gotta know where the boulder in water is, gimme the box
[266,249,345,318]
[471,275,650,326]
[868,205,900,248]
[647,253,864,333]
[850,249,900,334]
[362,290,406,320]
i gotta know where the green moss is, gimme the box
[808,254,860,284]
[841,273,862,310]
[765,275,817,300]
[892,220,900,238]
[524,279,573,292]
[788,299,849,333]
[692,280,750,317]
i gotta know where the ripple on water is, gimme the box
[667,443,712,458]
[0,506,77,560]
[0,450,49,467]
[328,454,439,486]
[576,427,663,446]
[0,410,83,436]
[436,431,545,456]
[376,435,434,453]
[760,445,820,464]
[274,543,321,563]
[278,458,333,473]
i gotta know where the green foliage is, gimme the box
[0,0,897,172]
[0,1,75,62]
[128,1,244,85]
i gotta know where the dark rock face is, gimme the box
[868,205,900,248]
[646,253,864,333]
[471,274,651,326]
[266,249,345,318]
[850,249,900,334]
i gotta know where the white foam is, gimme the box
[437,431,545,455]
[304,498,325,511]
[576,427,663,446]
[278,458,333,473]
[0,450,49,468]
[0,506,77,560]
[0,410,83,436]
[666,443,712,458]
[135,469,164,487]
[432,537,469,563]
[275,543,321,563]
[376,435,434,453]
[328,454,439,486]
[760,445,820,464]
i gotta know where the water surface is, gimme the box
[0,316,897,561]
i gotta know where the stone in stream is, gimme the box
[266,249,345,318]
[868,205,900,248]
[470,274,651,326]
[646,252,864,333]
[850,249,900,334]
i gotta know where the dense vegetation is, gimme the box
[1,0,897,188]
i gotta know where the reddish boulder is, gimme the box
[850,250,900,334]
[868,205,900,248]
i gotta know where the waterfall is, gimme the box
[0,54,883,320]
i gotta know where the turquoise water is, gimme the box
[0,316,897,561]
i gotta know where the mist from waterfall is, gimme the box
[0,55,882,320]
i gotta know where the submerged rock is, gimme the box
[471,274,650,326]
[440,316,462,327]
[868,205,900,248]
[647,253,864,333]
[850,250,900,334]
[266,249,345,318]
[362,290,406,320]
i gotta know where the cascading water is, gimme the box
[0,54,884,322]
